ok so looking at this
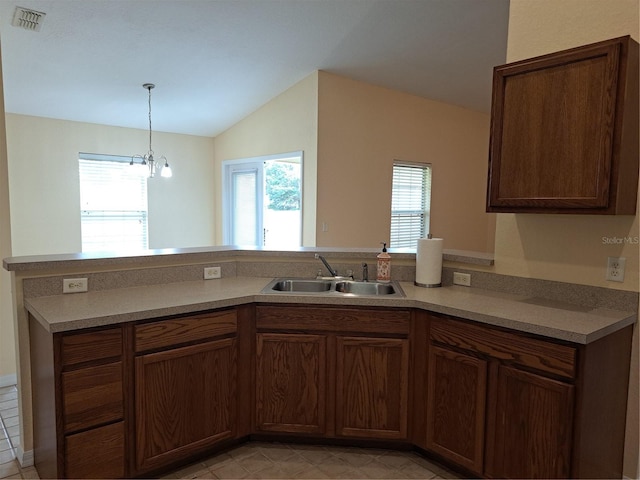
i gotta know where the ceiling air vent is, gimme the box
[11,6,46,32]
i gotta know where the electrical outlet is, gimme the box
[453,272,471,287]
[63,278,88,293]
[204,266,221,280]
[606,257,626,282]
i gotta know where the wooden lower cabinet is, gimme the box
[426,345,487,475]
[485,365,574,479]
[255,305,411,440]
[255,333,327,434]
[424,313,632,479]
[65,421,125,479]
[61,361,123,433]
[425,315,576,479]
[29,317,126,479]
[336,336,409,439]
[29,304,632,479]
[134,311,239,474]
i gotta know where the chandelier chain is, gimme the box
[147,85,153,155]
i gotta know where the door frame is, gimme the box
[222,151,303,246]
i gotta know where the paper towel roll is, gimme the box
[415,237,443,287]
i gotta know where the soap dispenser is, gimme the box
[376,242,391,283]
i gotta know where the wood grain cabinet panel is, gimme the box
[424,314,602,479]
[486,366,574,479]
[135,338,237,472]
[62,361,123,433]
[256,305,410,335]
[29,319,127,479]
[426,345,487,475]
[255,305,411,440]
[430,316,576,379]
[255,333,326,434]
[64,421,125,479]
[487,36,638,214]
[336,336,409,440]
[60,328,122,366]
[135,310,237,352]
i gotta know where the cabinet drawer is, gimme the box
[256,306,410,335]
[135,310,237,352]
[430,316,576,379]
[60,327,122,367]
[65,421,125,479]
[62,361,123,433]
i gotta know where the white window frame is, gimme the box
[79,153,149,252]
[222,160,264,246]
[222,151,303,247]
[390,161,432,249]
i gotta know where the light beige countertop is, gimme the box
[24,276,636,344]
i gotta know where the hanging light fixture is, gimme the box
[130,83,173,178]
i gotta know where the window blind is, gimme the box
[390,162,431,249]
[79,155,148,252]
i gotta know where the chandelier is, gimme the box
[130,83,172,178]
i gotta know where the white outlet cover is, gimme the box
[204,266,221,279]
[606,256,626,282]
[63,278,88,293]
[453,272,471,286]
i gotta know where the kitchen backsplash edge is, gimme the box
[19,255,638,313]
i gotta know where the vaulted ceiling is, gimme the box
[0,0,509,137]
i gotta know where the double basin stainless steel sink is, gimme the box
[261,278,405,297]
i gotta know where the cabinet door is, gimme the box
[135,338,236,472]
[487,365,574,479]
[426,345,487,475]
[256,333,327,434]
[336,336,409,440]
[487,36,638,214]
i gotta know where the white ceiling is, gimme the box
[0,0,509,138]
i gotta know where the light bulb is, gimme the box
[161,163,173,178]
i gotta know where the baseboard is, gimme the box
[16,446,34,467]
[0,374,17,388]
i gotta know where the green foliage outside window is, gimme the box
[265,162,301,211]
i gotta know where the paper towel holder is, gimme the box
[414,233,442,288]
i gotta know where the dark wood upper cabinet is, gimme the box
[487,36,638,214]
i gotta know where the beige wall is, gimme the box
[0,40,16,382]
[213,72,319,246]
[505,0,639,476]
[6,114,216,256]
[316,71,496,252]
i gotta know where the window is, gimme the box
[79,153,148,252]
[390,161,432,249]
[223,152,302,248]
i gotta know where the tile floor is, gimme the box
[1,384,463,479]
[160,442,465,479]
[0,385,38,479]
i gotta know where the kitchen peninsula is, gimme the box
[4,247,637,479]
